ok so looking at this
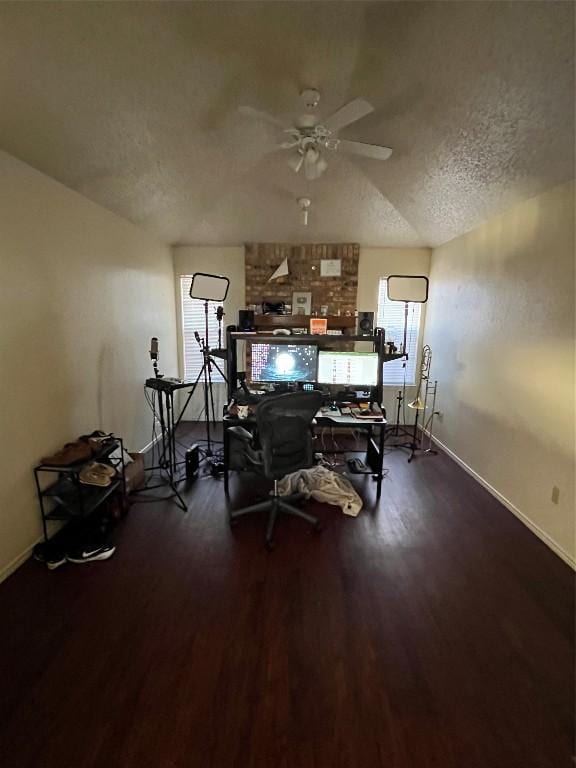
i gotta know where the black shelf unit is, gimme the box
[225,326,407,404]
[34,437,127,541]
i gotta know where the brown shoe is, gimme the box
[79,462,112,486]
[78,431,114,451]
[41,441,93,467]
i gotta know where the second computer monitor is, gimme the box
[251,343,318,383]
[317,351,379,387]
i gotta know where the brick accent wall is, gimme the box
[245,243,359,314]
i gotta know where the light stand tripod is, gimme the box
[172,301,228,456]
[172,268,231,474]
[381,275,431,458]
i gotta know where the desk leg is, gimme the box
[377,424,385,499]
[223,425,230,496]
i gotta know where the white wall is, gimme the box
[425,181,575,565]
[0,151,177,581]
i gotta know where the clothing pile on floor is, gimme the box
[33,517,116,570]
[277,466,363,517]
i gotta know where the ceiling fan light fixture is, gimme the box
[301,88,321,109]
[316,155,328,176]
[304,145,319,163]
[287,150,304,173]
[241,93,392,180]
[304,163,319,181]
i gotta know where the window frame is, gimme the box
[376,277,423,387]
[179,275,225,384]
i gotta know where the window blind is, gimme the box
[180,276,224,383]
[376,278,422,386]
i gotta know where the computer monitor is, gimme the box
[250,343,318,383]
[317,351,379,387]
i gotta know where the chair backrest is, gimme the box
[256,391,322,480]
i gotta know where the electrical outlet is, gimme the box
[551,486,560,505]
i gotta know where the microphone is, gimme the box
[194,331,201,344]
[216,306,225,321]
[150,337,159,360]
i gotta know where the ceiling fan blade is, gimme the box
[338,139,393,161]
[322,97,374,133]
[238,105,286,129]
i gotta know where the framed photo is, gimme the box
[292,291,312,316]
[320,259,341,277]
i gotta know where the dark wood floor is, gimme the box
[0,426,573,768]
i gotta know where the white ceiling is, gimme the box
[0,1,573,247]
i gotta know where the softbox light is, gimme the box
[190,272,230,302]
[387,275,429,303]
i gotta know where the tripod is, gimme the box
[173,299,227,458]
[385,387,421,457]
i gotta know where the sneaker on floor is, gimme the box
[66,544,116,564]
[46,554,67,570]
[33,541,67,570]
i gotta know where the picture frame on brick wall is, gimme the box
[320,259,341,277]
[292,291,312,316]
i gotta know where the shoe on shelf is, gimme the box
[92,462,116,477]
[66,543,116,564]
[79,431,115,452]
[79,462,115,486]
[41,441,93,467]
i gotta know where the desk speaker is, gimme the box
[357,311,374,336]
[238,309,255,331]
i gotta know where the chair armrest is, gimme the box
[228,426,254,443]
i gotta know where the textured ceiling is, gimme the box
[0,1,573,247]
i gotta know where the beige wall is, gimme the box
[425,181,575,565]
[356,247,431,315]
[0,151,177,581]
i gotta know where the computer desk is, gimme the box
[222,406,387,499]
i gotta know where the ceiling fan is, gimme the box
[239,89,393,181]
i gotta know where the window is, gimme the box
[180,276,224,383]
[376,278,422,386]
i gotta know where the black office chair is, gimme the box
[228,390,323,549]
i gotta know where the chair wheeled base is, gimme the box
[229,480,321,550]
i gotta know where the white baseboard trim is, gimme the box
[431,434,575,570]
[0,535,43,584]
[139,432,162,455]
